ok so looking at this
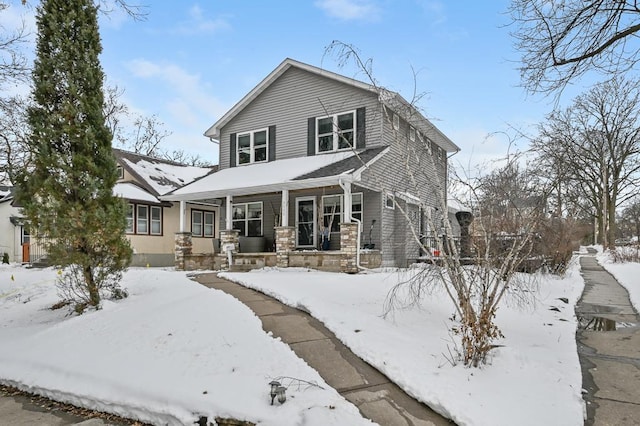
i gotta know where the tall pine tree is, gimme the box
[16,0,131,310]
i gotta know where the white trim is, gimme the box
[384,193,395,210]
[295,196,316,248]
[231,201,263,237]
[316,110,357,153]
[236,127,269,166]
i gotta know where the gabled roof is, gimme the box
[162,147,389,202]
[204,58,376,139]
[204,58,459,153]
[113,148,216,197]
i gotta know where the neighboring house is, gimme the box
[164,58,460,268]
[0,186,30,263]
[0,151,217,266]
[113,149,218,266]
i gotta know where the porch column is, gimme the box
[174,231,193,271]
[225,195,233,230]
[340,222,358,273]
[179,200,186,232]
[275,226,295,268]
[281,189,289,226]
[220,229,240,270]
[342,181,352,223]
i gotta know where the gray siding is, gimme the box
[219,67,384,169]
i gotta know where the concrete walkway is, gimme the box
[194,273,452,426]
[576,249,640,426]
[0,392,114,426]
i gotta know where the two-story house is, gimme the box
[164,58,459,270]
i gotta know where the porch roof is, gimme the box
[162,147,388,201]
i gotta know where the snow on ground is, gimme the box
[0,265,371,426]
[221,261,586,426]
[596,248,640,312]
[0,258,593,426]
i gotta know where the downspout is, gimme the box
[339,177,365,271]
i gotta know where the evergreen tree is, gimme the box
[16,0,132,310]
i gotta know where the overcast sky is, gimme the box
[3,0,596,171]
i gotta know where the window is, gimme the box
[316,111,355,153]
[116,166,124,179]
[438,147,444,161]
[322,195,342,233]
[192,210,215,237]
[409,126,416,142]
[232,202,262,236]
[21,225,30,244]
[126,204,134,233]
[237,129,268,165]
[385,193,395,210]
[420,133,432,155]
[321,193,363,233]
[137,205,148,234]
[150,206,162,235]
[392,113,400,130]
[127,203,163,235]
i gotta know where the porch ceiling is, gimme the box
[161,148,387,202]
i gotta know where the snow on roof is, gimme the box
[113,183,161,204]
[120,156,212,196]
[165,151,358,201]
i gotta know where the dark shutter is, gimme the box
[230,133,236,168]
[356,107,366,148]
[307,117,316,156]
[268,125,276,162]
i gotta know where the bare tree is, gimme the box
[510,0,640,94]
[328,42,550,367]
[532,76,640,248]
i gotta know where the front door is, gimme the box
[296,196,316,248]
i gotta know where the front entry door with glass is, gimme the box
[296,197,316,248]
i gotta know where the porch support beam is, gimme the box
[225,195,233,230]
[281,189,289,226]
[179,200,186,232]
[342,180,352,223]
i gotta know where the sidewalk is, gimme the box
[194,273,452,426]
[577,249,640,426]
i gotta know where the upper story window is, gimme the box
[409,126,416,142]
[237,129,268,165]
[392,114,400,130]
[317,111,355,153]
[116,165,124,180]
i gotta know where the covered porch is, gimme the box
[162,149,388,272]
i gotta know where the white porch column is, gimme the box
[226,195,233,230]
[281,189,289,226]
[179,200,186,232]
[342,181,352,222]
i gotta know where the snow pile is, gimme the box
[0,265,371,426]
[221,263,586,426]
[122,158,212,196]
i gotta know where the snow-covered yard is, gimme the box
[0,254,605,425]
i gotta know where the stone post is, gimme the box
[340,222,358,273]
[220,229,240,270]
[275,226,295,268]
[174,232,193,271]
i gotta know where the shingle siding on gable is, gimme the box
[219,67,383,169]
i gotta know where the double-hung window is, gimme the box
[232,202,263,236]
[126,203,162,235]
[321,193,363,233]
[317,111,355,153]
[237,129,268,165]
[192,210,215,237]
